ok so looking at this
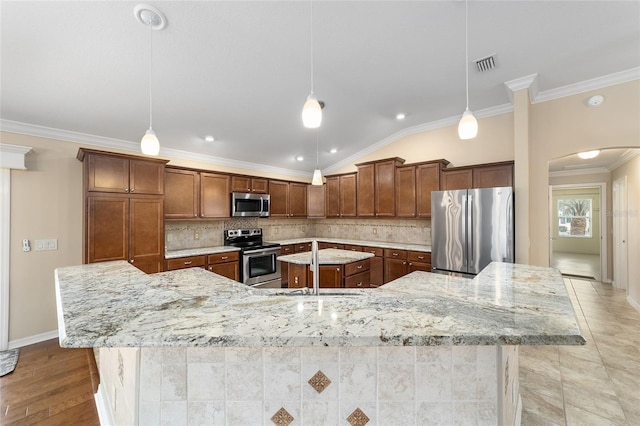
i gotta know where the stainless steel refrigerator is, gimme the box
[431,186,514,277]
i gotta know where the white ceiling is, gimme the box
[1,1,639,177]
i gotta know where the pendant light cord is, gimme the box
[316,134,319,168]
[148,19,154,129]
[464,0,469,110]
[310,0,314,94]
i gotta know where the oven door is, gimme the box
[242,247,281,286]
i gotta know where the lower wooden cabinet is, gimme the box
[407,251,431,273]
[287,259,371,289]
[384,249,431,283]
[280,244,295,287]
[166,255,206,271]
[87,194,164,274]
[207,251,240,281]
[363,246,384,287]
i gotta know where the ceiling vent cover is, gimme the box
[474,54,496,72]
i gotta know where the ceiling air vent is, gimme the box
[474,54,496,72]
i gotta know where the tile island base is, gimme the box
[97,345,520,425]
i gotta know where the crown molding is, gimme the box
[533,67,640,104]
[0,143,33,170]
[549,167,611,178]
[323,103,513,175]
[504,74,539,104]
[609,148,640,171]
[0,119,312,180]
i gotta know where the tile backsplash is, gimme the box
[165,218,430,252]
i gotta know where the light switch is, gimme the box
[35,239,58,251]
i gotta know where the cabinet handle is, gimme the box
[409,262,413,266]
[221,256,228,260]
[336,268,340,272]
[357,265,363,269]
[403,261,407,265]
[356,282,362,287]
[392,253,398,257]
[208,266,212,271]
[184,261,192,265]
[294,277,299,284]
[418,256,424,260]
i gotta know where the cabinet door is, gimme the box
[408,261,431,273]
[165,169,200,219]
[340,174,357,217]
[251,178,269,194]
[344,271,370,288]
[307,185,325,218]
[166,256,206,271]
[269,181,289,217]
[384,258,408,283]
[396,166,416,218]
[473,164,514,188]
[375,160,396,217]
[416,163,440,218]
[208,262,239,281]
[129,197,164,274]
[86,155,129,193]
[440,169,472,190]
[356,164,375,217]
[309,265,342,289]
[325,177,340,217]
[129,160,164,195]
[200,173,230,218]
[369,256,384,287]
[289,183,308,217]
[87,195,129,263]
[231,176,251,192]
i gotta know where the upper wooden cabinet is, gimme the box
[440,161,514,190]
[395,165,416,218]
[269,180,307,218]
[164,168,230,219]
[231,176,268,194]
[356,158,405,217]
[416,160,449,218]
[307,184,326,218]
[325,173,357,218]
[78,149,165,195]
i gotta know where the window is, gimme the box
[557,198,592,238]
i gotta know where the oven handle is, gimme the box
[243,247,281,256]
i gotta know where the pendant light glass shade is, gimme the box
[141,128,160,155]
[303,93,322,128]
[311,168,323,185]
[458,109,478,140]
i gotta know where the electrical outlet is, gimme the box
[167,233,174,242]
[372,228,377,235]
[194,231,200,240]
[274,228,279,234]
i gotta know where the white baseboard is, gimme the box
[94,384,114,426]
[8,329,58,349]
[627,295,640,313]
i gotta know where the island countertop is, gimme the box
[277,248,374,265]
[55,261,585,348]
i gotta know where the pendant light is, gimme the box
[458,0,478,140]
[311,134,323,185]
[135,4,166,156]
[302,0,322,128]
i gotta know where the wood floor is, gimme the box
[0,339,100,426]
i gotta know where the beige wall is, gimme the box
[611,155,640,306]
[4,79,640,343]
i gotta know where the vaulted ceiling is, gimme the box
[2,1,639,177]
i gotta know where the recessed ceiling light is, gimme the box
[204,135,215,143]
[296,155,304,162]
[330,148,337,154]
[586,95,604,107]
[396,113,406,120]
[578,150,600,159]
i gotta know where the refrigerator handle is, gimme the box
[467,193,473,265]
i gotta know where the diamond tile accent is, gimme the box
[308,370,332,394]
[271,407,294,426]
[347,407,370,426]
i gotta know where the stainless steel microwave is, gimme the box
[231,192,270,217]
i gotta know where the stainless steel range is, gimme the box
[224,228,281,288]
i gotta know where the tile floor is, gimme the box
[551,252,601,281]
[519,277,640,425]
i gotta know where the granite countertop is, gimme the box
[278,248,374,265]
[165,246,240,259]
[268,238,431,253]
[55,261,585,348]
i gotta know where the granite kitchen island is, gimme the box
[55,261,584,425]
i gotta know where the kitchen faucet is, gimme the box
[311,240,320,295]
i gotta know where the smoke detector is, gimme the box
[474,54,496,72]
[586,95,605,107]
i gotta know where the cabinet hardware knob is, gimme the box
[194,214,197,217]
[184,261,192,265]
[221,256,228,260]
[336,268,340,271]
[130,188,134,193]
[294,277,299,284]
[125,188,129,193]
[356,282,362,286]
[357,265,363,269]
[409,263,413,266]
[130,259,134,263]
[403,261,407,265]
[208,266,212,270]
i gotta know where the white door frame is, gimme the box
[549,182,607,282]
[0,144,32,351]
[612,176,628,291]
